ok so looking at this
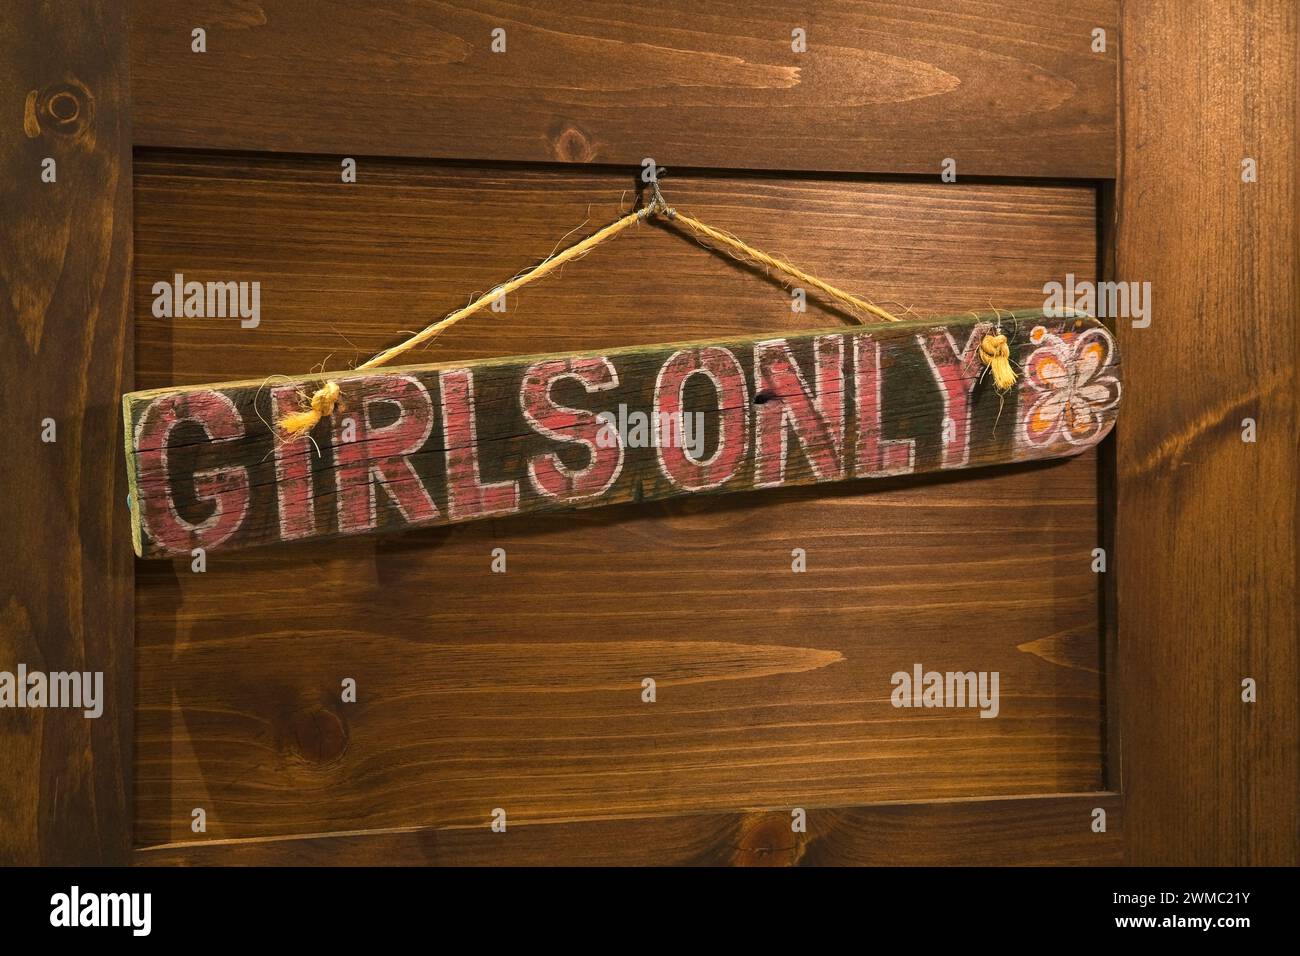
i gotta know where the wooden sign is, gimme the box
[122,310,1122,558]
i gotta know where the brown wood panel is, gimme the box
[1115,0,1298,865]
[136,794,1123,866]
[0,1,133,864]
[129,0,1117,179]
[133,153,1106,847]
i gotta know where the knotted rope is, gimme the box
[978,332,1016,392]
[281,183,1015,438]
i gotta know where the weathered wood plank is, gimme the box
[0,0,133,863]
[129,0,1118,178]
[123,310,1121,558]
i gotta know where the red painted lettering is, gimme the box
[918,324,988,468]
[654,347,749,490]
[333,375,439,533]
[441,368,520,519]
[853,336,915,476]
[133,391,249,554]
[753,336,845,487]
[272,385,315,539]
[521,356,623,500]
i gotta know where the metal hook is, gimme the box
[645,169,675,219]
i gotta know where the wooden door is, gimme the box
[1,0,1294,867]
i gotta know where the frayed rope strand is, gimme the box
[279,380,341,439]
[283,188,919,439]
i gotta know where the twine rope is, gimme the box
[281,183,1014,438]
[648,186,901,325]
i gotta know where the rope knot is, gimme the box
[978,332,1017,392]
[280,380,341,439]
[645,179,676,219]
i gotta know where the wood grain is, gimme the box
[133,153,1108,848]
[0,1,133,864]
[136,793,1123,866]
[129,0,1117,178]
[1115,0,1298,865]
[122,312,1121,557]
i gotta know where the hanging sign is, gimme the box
[122,309,1121,558]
